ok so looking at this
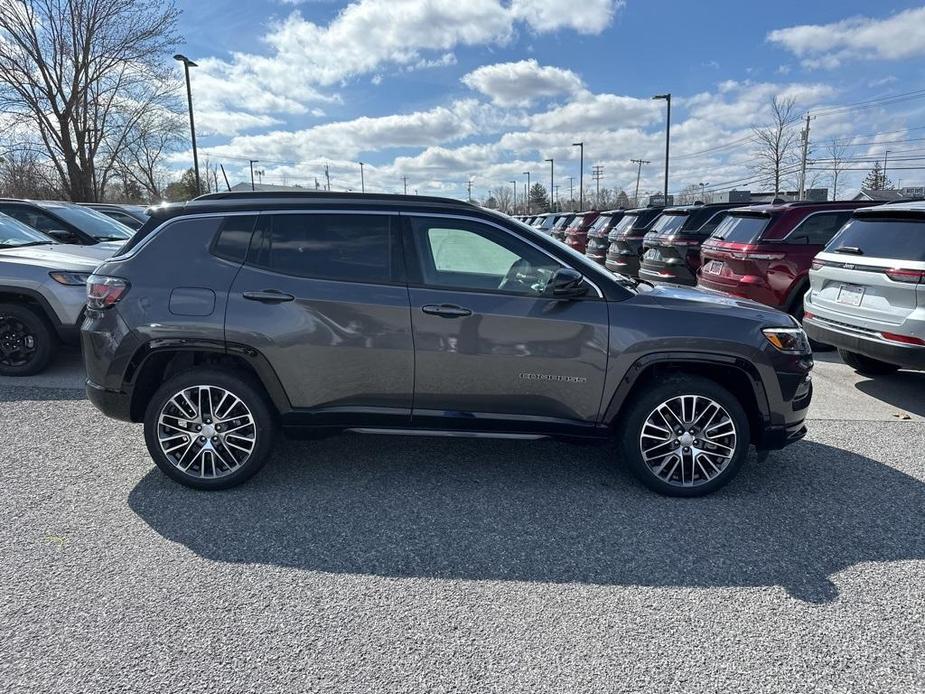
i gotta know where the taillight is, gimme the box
[730,251,786,261]
[885,268,925,284]
[803,311,815,320]
[811,259,825,271]
[881,331,925,346]
[87,274,129,309]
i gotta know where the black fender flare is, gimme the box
[124,338,292,416]
[602,351,771,426]
[0,284,70,338]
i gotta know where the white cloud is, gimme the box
[196,112,284,137]
[768,7,925,69]
[528,92,660,132]
[461,59,584,106]
[510,0,624,34]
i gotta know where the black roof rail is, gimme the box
[194,190,476,207]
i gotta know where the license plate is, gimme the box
[703,260,723,274]
[837,284,865,306]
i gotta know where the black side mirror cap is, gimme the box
[546,268,589,299]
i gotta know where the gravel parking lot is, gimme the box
[1,350,923,693]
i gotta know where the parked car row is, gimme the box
[514,198,925,375]
[0,200,143,376]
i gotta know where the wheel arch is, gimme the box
[0,285,64,334]
[603,352,770,442]
[125,340,291,422]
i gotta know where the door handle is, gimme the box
[421,303,472,318]
[242,290,295,303]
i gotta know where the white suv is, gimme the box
[804,201,925,375]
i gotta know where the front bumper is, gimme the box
[805,316,925,370]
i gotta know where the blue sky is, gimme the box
[170,0,925,200]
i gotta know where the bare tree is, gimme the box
[675,183,701,205]
[752,96,801,197]
[490,185,514,214]
[0,0,181,202]
[0,146,61,198]
[825,136,849,200]
[114,105,185,200]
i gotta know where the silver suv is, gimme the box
[0,212,109,376]
[804,201,925,375]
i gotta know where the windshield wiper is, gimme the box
[95,235,127,242]
[833,246,863,255]
[0,240,54,248]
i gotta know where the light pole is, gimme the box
[652,93,671,205]
[523,171,531,213]
[545,158,554,212]
[510,180,518,214]
[572,142,584,211]
[249,160,259,191]
[699,182,709,202]
[174,54,201,195]
[359,162,365,193]
[884,150,890,187]
[568,176,574,208]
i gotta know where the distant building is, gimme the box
[710,188,829,204]
[852,188,905,202]
[899,186,925,199]
[647,193,674,207]
[711,189,754,204]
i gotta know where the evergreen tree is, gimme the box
[528,182,550,212]
[862,162,893,191]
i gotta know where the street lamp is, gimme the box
[572,142,584,211]
[523,171,531,213]
[510,180,518,214]
[249,160,259,191]
[545,158,554,212]
[174,54,201,196]
[652,93,671,205]
[359,162,365,193]
[699,182,709,202]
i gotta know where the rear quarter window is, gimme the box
[826,217,925,261]
[710,215,770,244]
[212,215,258,262]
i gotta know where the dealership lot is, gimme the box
[1,352,923,692]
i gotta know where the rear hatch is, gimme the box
[550,213,575,242]
[699,212,776,286]
[640,212,689,280]
[606,208,663,276]
[809,213,925,329]
[586,212,620,261]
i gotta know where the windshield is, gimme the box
[42,204,133,240]
[0,212,56,247]
[826,217,925,261]
[650,213,687,235]
[710,214,770,244]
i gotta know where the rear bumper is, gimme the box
[804,317,925,369]
[605,254,641,277]
[639,260,697,286]
[86,379,133,422]
[697,274,784,309]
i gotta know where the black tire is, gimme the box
[837,349,900,376]
[618,375,751,497]
[143,368,277,490]
[0,302,56,377]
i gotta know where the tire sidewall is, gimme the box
[143,368,276,490]
[0,303,55,377]
[619,376,751,497]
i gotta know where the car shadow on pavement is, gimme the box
[0,384,86,402]
[128,435,925,604]
[854,371,925,417]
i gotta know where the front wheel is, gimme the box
[619,376,751,497]
[837,349,900,376]
[143,368,276,490]
[0,303,56,377]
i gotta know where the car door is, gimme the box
[224,211,414,425]
[403,214,609,432]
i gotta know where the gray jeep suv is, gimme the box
[82,192,813,496]
[0,212,109,376]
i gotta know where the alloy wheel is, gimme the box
[156,385,257,479]
[0,315,38,368]
[638,395,738,488]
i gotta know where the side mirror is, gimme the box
[546,268,588,299]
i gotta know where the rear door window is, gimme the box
[248,213,400,284]
[650,213,687,235]
[826,217,925,261]
[710,215,770,244]
[211,215,258,262]
[787,211,852,245]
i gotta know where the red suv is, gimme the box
[564,211,601,253]
[698,201,877,317]
[585,209,626,265]
[638,203,749,286]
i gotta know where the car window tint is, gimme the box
[788,212,851,245]
[212,215,258,262]
[410,217,561,296]
[2,207,64,233]
[826,217,925,261]
[694,211,730,236]
[249,213,394,283]
[711,215,770,243]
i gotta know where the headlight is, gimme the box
[763,327,811,354]
[49,271,92,286]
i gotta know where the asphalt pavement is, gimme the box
[1,349,923,693]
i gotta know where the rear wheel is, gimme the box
[838,349,900,376]
[0,303,55,377]
[619,375,751,497]
[143,368,276,490]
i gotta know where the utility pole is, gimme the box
[883,150,890,188]
[545,158,554,212]
[359,162,365,193]
[592,164,604,209]
[568,176,574,209]
[249,160,259,191]
[572,142,584,211]
[630,159,650,207]
[510,180,518,214]
[255,169,264,185]
[402,176,408,195]
[798,113,812,200]
[554,185,560,211]
[466,177,473,202]
[324,164,331,191]
[523,171,531,213]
